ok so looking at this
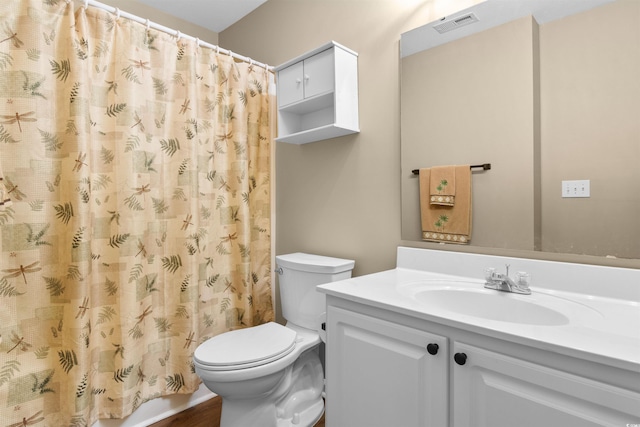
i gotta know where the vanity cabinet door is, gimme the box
[325,306,448,427]
[452,342,640,427]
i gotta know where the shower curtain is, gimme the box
[0,0,274,425]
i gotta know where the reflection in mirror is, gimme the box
[400,0,639,262]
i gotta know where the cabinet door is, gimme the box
[277,60,304,108]
[303,47,334,99]
[326,306,448,427]
[452,342,640,427]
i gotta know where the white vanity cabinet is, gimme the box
[275,41,359,144]
[324,297,640,427]
[452,342,640,427]
[326,306,448,426]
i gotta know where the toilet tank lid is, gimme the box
[276,252,355,274]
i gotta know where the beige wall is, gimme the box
[220,0,482,278]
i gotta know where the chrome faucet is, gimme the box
[484,264,531,295]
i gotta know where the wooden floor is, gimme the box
[149,396,325,427]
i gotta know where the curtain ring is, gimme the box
[114,7,120,20]
[175,30,181,41]
[145,18,151,30]
[84,0,89,8]
[195,38,200,47]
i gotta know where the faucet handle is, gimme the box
[484,267,496,281]
[515,271,531,288]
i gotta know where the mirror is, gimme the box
[400,0,639,262]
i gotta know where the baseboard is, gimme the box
[95,384,216,427]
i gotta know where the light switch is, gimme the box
[562,180,590,198]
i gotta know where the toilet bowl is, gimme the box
[193,253,355,427]
[194,323,324,427]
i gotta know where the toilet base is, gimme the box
[218,349,325,427]
[276,399,323,427]
[219,399,323,427]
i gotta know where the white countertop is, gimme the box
[318,247,640,372]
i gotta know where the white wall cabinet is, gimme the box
[275,41,359,144]
[324,298,640,427]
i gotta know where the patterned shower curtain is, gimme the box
[0,0,274,425]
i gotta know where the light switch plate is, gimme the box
[562,180,590,198]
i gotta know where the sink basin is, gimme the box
[397,280,602,326]
[414,288,569,325]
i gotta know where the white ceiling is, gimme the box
[135,0,268,33]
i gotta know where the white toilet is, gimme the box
[193,252,355,427]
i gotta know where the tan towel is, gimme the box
[430,166,456,206]
[419,166,472,244]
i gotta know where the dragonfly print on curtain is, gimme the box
[0,0,274,425]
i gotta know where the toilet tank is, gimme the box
[276,253,355,330]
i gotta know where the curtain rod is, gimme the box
[75,0,273,72]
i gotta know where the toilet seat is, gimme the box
[194,322,297,371]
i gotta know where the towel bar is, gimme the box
[411,163,491,175]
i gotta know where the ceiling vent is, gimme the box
[433,13,479,34]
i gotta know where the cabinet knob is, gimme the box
[304,74,310,81]
[426,343,439,355]
[295,78,301,84]
[454,352,467,365]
